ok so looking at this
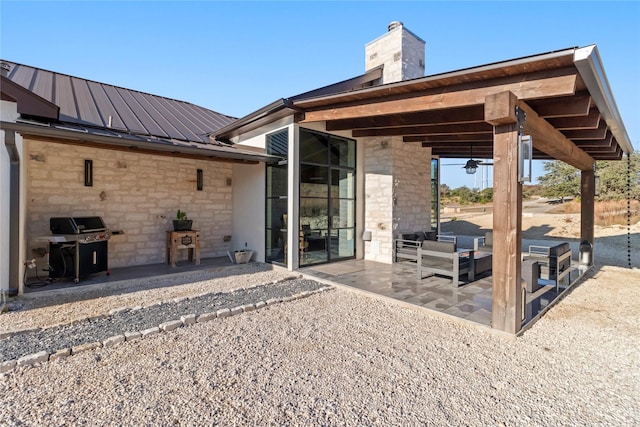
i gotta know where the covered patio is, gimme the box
[289,45,633,334]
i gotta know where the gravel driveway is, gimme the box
[1,263,638,425]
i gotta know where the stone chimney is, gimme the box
[365,21,425,84]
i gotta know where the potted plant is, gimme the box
[173,210,193,231]
[227,249,254,264]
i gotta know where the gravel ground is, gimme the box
[0,278,324,363]
[1,264,638,425]
[0,263,293,334]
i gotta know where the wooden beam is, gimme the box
[581,169,595,264]
[301,73,578,123]
[325,106,485,131]
[485,91,517,125]
[492,121,522,334]
[518,101,595,170]
[353,122,492,137]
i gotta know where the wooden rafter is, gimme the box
[561,121,608,140]
[405,133,493,143]
[546,107,601,130]
[352,122,492,138]
[325,106,485,131]
[528,93,592,118]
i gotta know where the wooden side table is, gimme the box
[166,230,201,267]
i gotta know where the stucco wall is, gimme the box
[0,101,18,291]
[231,117,294,264]
[25,139,234,271]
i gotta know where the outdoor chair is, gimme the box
[473,231,493,253]
[417,240,473,286]
[393,231,437,262]
[523,243,572,291]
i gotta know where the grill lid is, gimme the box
[50,217,107,234]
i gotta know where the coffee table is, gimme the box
[470,251,492,280]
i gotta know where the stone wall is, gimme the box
[393,143,432,234]
[362,137,431,263]
[25,139,234,270]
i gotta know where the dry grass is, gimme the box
[559,199,640,226]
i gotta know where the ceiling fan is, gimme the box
[441,144,493,174]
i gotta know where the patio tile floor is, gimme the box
[302,259,584,329]
[301,259,495,327]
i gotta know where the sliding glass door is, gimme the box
[299,129,355,266]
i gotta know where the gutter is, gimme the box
[1,121,281,163]
[4,130,20,295]
[573,45,634,154]
[212,98,300,141]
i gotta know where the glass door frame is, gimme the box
[298,128,356,267]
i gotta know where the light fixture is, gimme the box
[462,144,491,174]
[84,160,93,186]
[464,159,478,175]
[518,134,533,183]
[197,169,203,191]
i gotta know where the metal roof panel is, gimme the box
[54,74,79,122]
[31,68,53,101]
[2,61,237,144]
[86,80,127,130]
[71,77,105,126]
[116,87,169,138]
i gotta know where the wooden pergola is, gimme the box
[288,46,633,333]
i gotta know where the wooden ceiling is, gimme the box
[293,50,624,163]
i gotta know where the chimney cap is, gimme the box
[388,21,403,31]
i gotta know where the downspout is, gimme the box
[4,129,21,296]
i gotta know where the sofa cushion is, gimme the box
[549,242,570,257]
[401,233,418,242]
[424,231,437,241]
[421,240,456,253]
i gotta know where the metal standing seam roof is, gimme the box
[2,60,236,144]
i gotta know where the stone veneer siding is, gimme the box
[25,139,233,271]
[362,137,431,263]
[365,24,425,84]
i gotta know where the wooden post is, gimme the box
[486,91,523,334]
[581,169,595,263]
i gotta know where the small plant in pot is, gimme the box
[173,210,193,231]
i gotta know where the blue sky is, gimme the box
[2,1,638,189]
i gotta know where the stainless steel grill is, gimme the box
[38,217,112,283]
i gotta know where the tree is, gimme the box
[440,183,450,198]
[538,161,581,200]
[597,153,640,200]
[538,153,639,201]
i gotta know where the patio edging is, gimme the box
[0,284,334,375]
